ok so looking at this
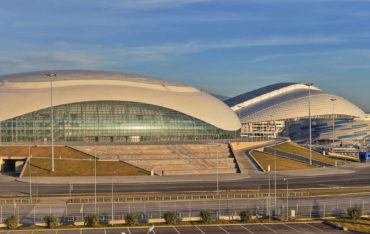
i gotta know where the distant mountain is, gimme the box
[211,93,230,101]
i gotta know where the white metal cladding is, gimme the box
[0,70,241,131]
[235,85,365,123]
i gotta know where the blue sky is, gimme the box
[1,0,370,111]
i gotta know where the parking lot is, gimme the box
[0,222,353,233]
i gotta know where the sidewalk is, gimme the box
[16,173,249,184]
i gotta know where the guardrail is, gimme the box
[68,191,309,204]
[0,198,39,205]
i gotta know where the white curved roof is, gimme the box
[0,70,241,131]
[229,83,366,123]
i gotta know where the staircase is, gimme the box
[72,144,238,175]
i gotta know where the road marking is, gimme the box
[262,224,277,233]
[104,228,107,234]
[304,223,324,232]
[218,225,231,234]
[127,227,132,234]
[195,225,206,234]
[284,223,300,232]
[173,226,181,234]
[239,225,253,233]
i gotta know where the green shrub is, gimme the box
[84,214,100,227]
[199,210,212,224]
[125,213,138,226]
[5,215,18,230]
[44,215,59,229]
[347,207,362,220]
[164,211,178,225]
[240,210,253,222]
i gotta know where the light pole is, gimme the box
[272,119,277,216]
[267,165,271,220]
[330,99,337,145]
[29,154,32,202]
[283,178,289,220]
[305,83,314,165]
[94,145,97,214]
[45,73,56,172]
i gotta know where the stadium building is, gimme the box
[0,70,241,143]
[225,83,369,145]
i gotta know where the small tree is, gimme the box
[164,211,178,225]
[5,215,18,230]
[125,213,138,226]
[347,207,362,221]
[240,210,253,222]
[44,215,59,229]
[84,214,100,227]
[199,210,212,224]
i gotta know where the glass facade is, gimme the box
[0,101,238,143]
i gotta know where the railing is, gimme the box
[68,192,309,204]
[0,198,38,204]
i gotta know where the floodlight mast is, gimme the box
[45,73,57,172]
[305,83,314,165]
[330,99,337,144]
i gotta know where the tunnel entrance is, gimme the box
[0,158,26,176]
[2,159,16,172]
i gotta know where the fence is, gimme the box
[0,197,368,226]
[0,198,38,205]
[68,192,309,204]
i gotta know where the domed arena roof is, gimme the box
[226,83,366,123]
[0,70,241,131]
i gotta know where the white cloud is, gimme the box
[105,35,345,62]
[0,35,347,74]
[0,52,100,74]
[60,0,209,10]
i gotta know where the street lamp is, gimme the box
[330,99,337,145]
[273,119,277,216]
[45,73,57,172]
[283,178,289,220]
[267,165,271,220]
[305,83,314,165]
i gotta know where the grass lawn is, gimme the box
[250,150,318,171]
[272,142,343,165]
[327,218,370,233]
[0,146,89,159]
[2,145,150,177]
[23,158,150,176]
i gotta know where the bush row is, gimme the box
[2,207,363,229]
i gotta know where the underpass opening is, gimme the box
[2,159,16,172]
[0,158,26,176]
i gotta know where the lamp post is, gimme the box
[305,83,314,165]
[45,73,56,172]
[273,119,277,216]
[330,99,337,145]
[94,145,97,214]
[283,178,289,220]
[267,165,271,220]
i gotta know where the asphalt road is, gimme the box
[0,223,355,234]
[1,164,369,196]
